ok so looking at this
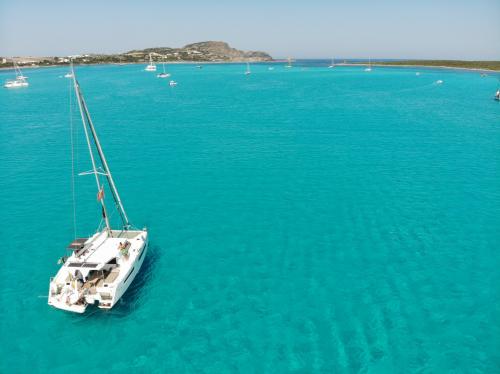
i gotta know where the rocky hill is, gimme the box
[126,41,272,62]
[0,41,273,67]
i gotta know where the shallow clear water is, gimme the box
[0,62,499,373]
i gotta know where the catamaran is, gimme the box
[157,56,170,78]
[328,58,335,68]
[244,62,251,75]
[285,57,293,68]
[145,53,157,71]
[48,67,148,313]
[4,61,29,88]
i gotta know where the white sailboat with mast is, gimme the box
[48,66,149,313]
[365,57,372,72]
[285,57,293,68]
[244,61,251,75]
[157,55,170,78]
[328,58,335,68]
[145,53,157,71]
[4,60,29,88]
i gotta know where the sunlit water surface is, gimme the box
[0,62,499,373]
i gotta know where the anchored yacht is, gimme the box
[244,62,251,75]
[145,53,157,71]
[4,61,29,88]
[48,67,148,313]
[365,57,372,72]
[157,56,170,78]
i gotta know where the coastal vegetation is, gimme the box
[0,41,272,68]
[353,60,500,71]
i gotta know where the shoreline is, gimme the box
[341,63,500,73]
[0,60,279,71]
[1,61,498,73]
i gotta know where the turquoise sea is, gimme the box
[0,62,499,373]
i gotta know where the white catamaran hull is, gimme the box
[48,230,148,313]
[4,80,29,88]
[106,235,149,309]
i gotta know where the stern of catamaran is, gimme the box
[48,273,88,313]
[48,228,148,313]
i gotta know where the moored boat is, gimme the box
[244,62,251,75]
[4,61,29,88]
[157,55,170,78]
[364,57,372,72]
[48,67,148,313]
[145,53,157,71]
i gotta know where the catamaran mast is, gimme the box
[71,67,131,230]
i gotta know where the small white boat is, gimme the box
[196,65,203,69]
[169,80,177,87]
[364,57,372,72]
[285,57,293,68]
[145,53,157,71]
[157,56,170,78]
[436,80,443,85]
[268,66,274,71]
[4,61,29,88]
[494,89,500,101]
[4,79,29,88]
[328,58,335,68]
[64,73,74,78]
[244,62,251,75]
[48,67,148,314]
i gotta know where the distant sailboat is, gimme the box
[4,61,29,88]
[14,62,28,80]
[64,59,74,78]
[145,53,156,72]
[245,62,251,75]
[157,56,170,78]
[285,57,293,68]
[328,58,335,68]
[364,57,372,72]
[169,80,177,87]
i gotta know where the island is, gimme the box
[0,41,273,68]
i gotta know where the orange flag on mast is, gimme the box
[97,187,104,201]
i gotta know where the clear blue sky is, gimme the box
[1,0,499,59]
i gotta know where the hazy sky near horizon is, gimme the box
[1,0,499,59]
